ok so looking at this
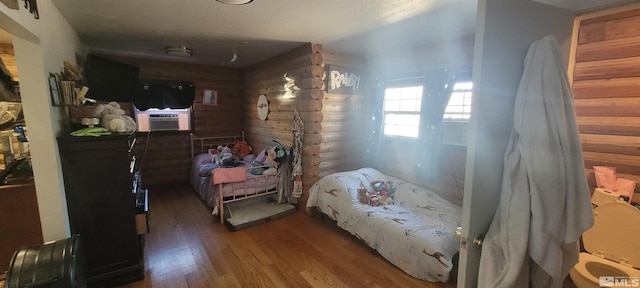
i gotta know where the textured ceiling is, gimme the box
[49,0,476,67]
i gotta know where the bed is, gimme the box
[306,167,462,283]
[190,133,279,223]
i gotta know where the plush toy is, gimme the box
[379,195,394,206]
[209,145,234,165]
[92,102,137,133]
[371,180,396,199]
[358,180,396,206]
[367,191,380,206]
[231,141,252,157]
[266,140,286,164]
[358,183,370,205]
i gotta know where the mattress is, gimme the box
[306,167,462,283]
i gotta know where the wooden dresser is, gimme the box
[57,133,144,287]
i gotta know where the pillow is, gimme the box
[255,149,267,163]
[594,166,617,190]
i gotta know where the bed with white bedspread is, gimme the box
[306,167,462,283]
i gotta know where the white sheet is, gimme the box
[307,167,462,283]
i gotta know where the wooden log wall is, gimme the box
[319,49,369,177]
[242,44,368,209]
[242,44,323,208]
[568,3,640,204]
[0,43,21,169]
[0,43,18,81]
[108,56,242,186]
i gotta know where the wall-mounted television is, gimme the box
[84,54,140,102]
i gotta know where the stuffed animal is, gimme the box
[367,191,380,206]
[231,141,252,157]
[358,180,396,206]
[92,102,136,133]
[371,180,396,199]
[358,183,370,205]
[266,140,286,165]
[209,145,234,164]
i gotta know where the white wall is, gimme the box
[0,0,85,241]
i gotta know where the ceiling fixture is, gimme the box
[215,0,253,5]
[166,46,192,57]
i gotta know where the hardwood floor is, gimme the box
[117,183,455,288]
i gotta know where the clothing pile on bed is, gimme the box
[191,142,275,211]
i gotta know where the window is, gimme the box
[383,85,423,138]
[444,81,473,121]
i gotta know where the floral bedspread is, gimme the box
[306,167,462,283]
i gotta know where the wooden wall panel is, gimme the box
[241,44,368,210]
[242,44,326,208]
[572,77,640,98]
[109,56,242,186]
[570,3,640,203]
[0,43,18,81]
[316,49,368,185]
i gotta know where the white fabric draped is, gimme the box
[477,35,594,288]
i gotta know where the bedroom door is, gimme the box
[456,0,575,287]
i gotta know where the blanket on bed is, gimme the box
[307,167,462,283]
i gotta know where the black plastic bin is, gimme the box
[5,235,86,288]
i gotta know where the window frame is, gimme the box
[443,80,473,122]
[381,79,425,139]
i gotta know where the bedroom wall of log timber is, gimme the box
[107,55,242,186]
[0,43,18,81]
[318,49,369,176]
[0,43,20,168]
[241,43,368,209]
[242,44,320,209]
[568,3,640,204]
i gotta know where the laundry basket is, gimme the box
[4,235,86,288]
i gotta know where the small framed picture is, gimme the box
[48,74,61,106]
[203,89,218,106]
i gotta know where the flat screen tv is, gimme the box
[84,54,140,102]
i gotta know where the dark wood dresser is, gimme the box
[57,133,144,287]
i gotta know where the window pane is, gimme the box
[397,125,418,137]
[399,100,419,112]
[383,84,423,138]
[385,113,398,125]
[385,100,401,111]
[444,81,472,121]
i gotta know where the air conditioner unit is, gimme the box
[135,109,190,132]
[442,122,468,146]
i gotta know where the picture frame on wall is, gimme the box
[203,89,218,106]
[48,74,62,106]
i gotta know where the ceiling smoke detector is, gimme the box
[166,46,192,57]
[215,0,253,5]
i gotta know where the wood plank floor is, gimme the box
[117,183,455,288]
